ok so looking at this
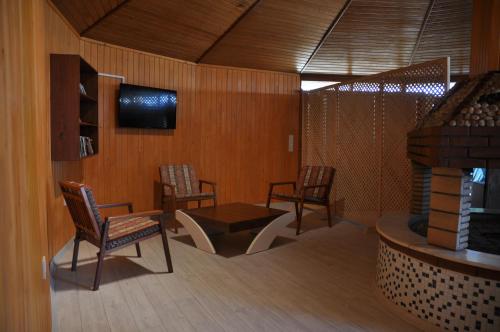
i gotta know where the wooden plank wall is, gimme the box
[43,1,83,259]
[79,38,300,214]
[44,9,300,257]
[0,0,53,330]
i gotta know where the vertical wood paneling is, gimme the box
[469,0,500,75]
[44,0,82,258]
[69,40,301,243]
[1,0,54,330]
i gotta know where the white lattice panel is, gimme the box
[302,59,449,225]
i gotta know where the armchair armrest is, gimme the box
[199,179,216,192]
[161,183,177,197]
[302,184,330,190]
[267,181,297,202]
[97,202,133,213]
[106,210,164,223]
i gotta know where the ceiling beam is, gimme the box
[196,0,262,63]
[408,0,436,66]
[299,0,352,73]
[80,0,131,36]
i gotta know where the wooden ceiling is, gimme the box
[52,0,472,75]
[200,0,346,72]
[409,0,472,75]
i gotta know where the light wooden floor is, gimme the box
[51,204,421,332]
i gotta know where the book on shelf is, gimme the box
[79,83,87,95]
[79,136,94,158]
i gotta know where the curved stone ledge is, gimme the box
[376,213,500,331]
[377,213,500,279]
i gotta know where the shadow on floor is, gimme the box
[171,231,295,258]
[286,209,342,233]
[53,255,160,291]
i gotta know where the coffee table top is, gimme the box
[183,202,288,233]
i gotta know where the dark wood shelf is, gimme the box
[51,54,99,161]
[79,121,98,127]
[80,93,97,103]
[80,154,97,160]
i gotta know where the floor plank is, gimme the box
[52,203,421,332]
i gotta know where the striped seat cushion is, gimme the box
[296,166,335,199]
[271,192,327,203]
[160,164,200,196]
[175,192,215,200]
[107,217,160,240]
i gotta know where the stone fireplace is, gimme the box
[407,71,500,250]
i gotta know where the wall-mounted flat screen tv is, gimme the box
[118,83,176,129]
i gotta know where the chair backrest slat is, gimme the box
[159,164,200,196]
[60,181,102,239]
[297,166,336,200]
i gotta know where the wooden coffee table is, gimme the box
[175,203,295,255]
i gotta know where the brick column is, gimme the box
[428,168,472,250]
[410,162,432,215]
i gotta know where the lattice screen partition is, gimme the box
[302,58,449,226]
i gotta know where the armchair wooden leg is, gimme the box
[135,243,142,257]
[93,249,106,291]
[213,196,217,207]
[198,200,201,208]
[93,223,109,291]
[172,200,178,234]
[160,227,174,273]
[266,188,272,208]
[71,231,81,272]
[294,202,299,219]
[326,203,332,228]
[296,200,304,236]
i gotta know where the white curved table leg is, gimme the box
[246,212,296,255]
[175,210,216,254]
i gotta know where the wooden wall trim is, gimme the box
[300,73,468,84]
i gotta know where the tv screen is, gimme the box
[118,83,176,129]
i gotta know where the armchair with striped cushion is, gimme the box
[266,166,336,235]
[159,164,217,233]
[60,181,173,290]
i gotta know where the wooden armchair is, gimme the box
[266,166,336,235]
[60,181,173,291]
[159,164,216,233]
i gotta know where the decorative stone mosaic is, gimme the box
[377,240,500,331]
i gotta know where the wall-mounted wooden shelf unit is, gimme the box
[50,54,99,161]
